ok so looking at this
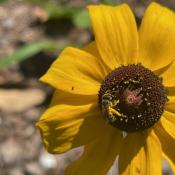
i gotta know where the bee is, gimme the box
[102,92,122,123]
[102,93,113,107]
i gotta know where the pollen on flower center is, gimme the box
[98,64,167,132]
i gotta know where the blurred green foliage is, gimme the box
[0,41,63,70]
[101,0,116,5]
[0,0,121,70]
[43,3,90,28]
[0,0,90,70]
[0,0,8,3]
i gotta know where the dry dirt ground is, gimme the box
[0,0,174,175]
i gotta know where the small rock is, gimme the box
[108,159,118,175]
[162,159,174,175]
[56,147,83,174]
[24,107,42,121]
[24,125,35,137]
[0,6,7,18]
[22,132,41,160]
[33,6,48,22]
[0,88,45,113]
[39,151,57,170]
[9,167,23,175]
[25,161,43,175]
[2,18,15,29]
[1,138,22,165]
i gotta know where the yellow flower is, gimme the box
[36,2,175,175]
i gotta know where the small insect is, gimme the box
[102,93,113,107]
[71,86,74,91]
[102,93,113,100]
[102,92,122,123]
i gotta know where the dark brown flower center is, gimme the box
[98,64,167,132]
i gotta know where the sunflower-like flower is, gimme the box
[36,2,175,175]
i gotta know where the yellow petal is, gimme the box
[36,104,112,154]
[166,87,175,96]
[119,133,146,175]
[145,130,162,175]
[83,41,111,77]
[82,41,101,59]
[160,60,175,87]
[50,89,97,107]
[163,153,175,174]
[153,61,174,76]
[40,47,104,95]
[161,111,175,137]
[154,119,175,173]
[165,96,175,113]
[88,4,138,69]
[65,128,122,175]
[119,130,161,175]
[139,3,175,71]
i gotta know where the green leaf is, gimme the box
[101,0,115,5]
[0,41,59,70]
[0,0,9,3]
[25,0,48,6]
[44,3,79,19]
[72,9,90,29]
[101,0,123,5]
[25,1,90,28]
[43,3,90,28]
[24,1,80,19]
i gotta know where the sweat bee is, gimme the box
[101,92,122,123]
